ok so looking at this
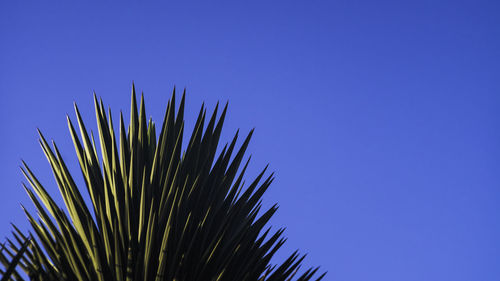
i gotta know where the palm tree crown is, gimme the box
[0,85,325,281]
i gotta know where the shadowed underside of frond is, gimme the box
[1,85,325,281]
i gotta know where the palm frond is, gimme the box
[0,226,31,281]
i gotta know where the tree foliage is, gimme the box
[0,85,325,281]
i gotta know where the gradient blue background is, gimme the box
[1,1,499,280]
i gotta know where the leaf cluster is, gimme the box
[1,85,325,281]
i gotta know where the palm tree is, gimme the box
[0,85,325,281]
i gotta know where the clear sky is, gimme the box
[1,1,499,280]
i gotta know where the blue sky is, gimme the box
[1,1,499,280]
